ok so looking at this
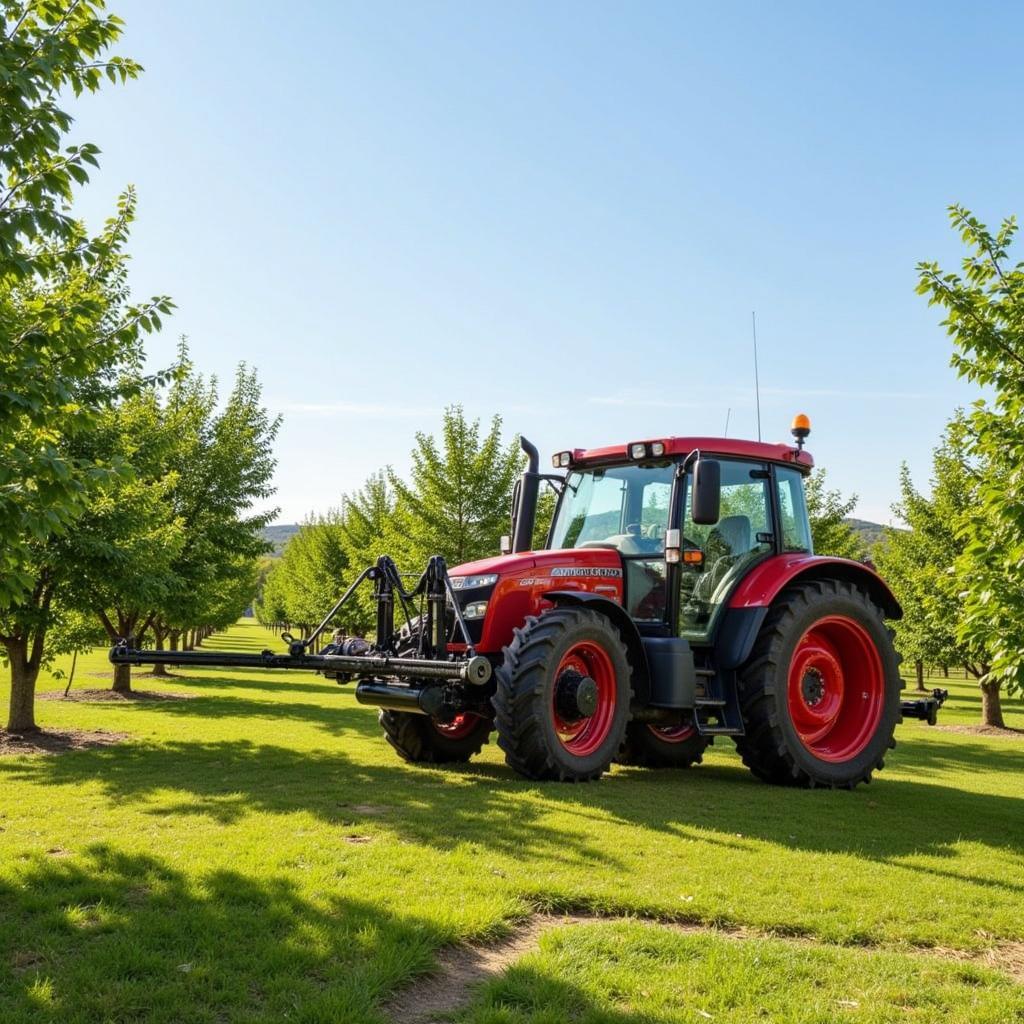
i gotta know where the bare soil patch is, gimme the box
[350,803,389,816]
[0,728,128,757]
[38,688,196,703]
[934,723,1024,740]
[933,940,1024,983]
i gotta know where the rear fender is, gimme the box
[716,554,902,670]
[545,590,652,704]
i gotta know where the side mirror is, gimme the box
[691,459,721,525]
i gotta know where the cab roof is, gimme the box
[568,437,814,471]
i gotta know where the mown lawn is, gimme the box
[1,619,1022,1023]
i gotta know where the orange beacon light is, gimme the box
[791,413,811,450]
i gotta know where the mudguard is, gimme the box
[716,554,902,670]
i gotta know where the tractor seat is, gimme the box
[686,515,755,614]
[708,515,752,558]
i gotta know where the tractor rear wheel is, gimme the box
[618,719,711,768]
[734,580,902,788]
[379,710,492,764]
[493,606,632,782]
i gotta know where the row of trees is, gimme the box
[1,2,276,731]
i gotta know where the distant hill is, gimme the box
[845,518,888,553]
[262,523,299,555]
[264,519,892,558]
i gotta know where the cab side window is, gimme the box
[776,466,812,553]
[679,461,773,636]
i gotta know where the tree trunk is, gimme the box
[151,628,169,678]
[63,651,79,698]
[980,680,1005,729]
[169,630,180,652]
[915,659,925,692]
[112,661,132,694]
[5,640,40,732]
[941,665,949,679]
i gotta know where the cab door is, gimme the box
[676,460,775,641]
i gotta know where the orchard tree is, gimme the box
[1,3,168,610]
[62,386,185,691]
[389,406,522,568]
[875,414,990,696]
[337,472,398,634]
[0,2,170,730]
[106,354,278,690]
[804,469,864,560]
[155,359,278,646]
[918,207,1024,724]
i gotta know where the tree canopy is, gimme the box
[1,2,172,728]
[257,407,523,640]
[804,469,864,560]
[917,206,1024,719]
[874,413,996,704]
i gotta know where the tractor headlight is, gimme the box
[462,600,489,619]
[449,573,499,591]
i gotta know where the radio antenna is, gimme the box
[724,407,731,437]
[751,311,762,441]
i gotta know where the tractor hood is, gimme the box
[447,548,625,654]
[449,547,624,582]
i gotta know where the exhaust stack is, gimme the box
[512,436,540,553]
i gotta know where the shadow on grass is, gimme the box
[458,966,657,1024]
[2,730,1022,889]
[0,845,438,1024]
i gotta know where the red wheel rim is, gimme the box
[433,713,481,739]
[787,616,884,762]
[647,722,697,743]
[552,641,617,756]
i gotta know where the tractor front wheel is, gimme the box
[494,606,632,782]
[734,580,902,788]
[379,709,493,764]
[617,719,710,768]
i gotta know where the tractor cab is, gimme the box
[525,434,816,647]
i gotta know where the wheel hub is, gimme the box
[801,668,825,706]
[555,670,598,722]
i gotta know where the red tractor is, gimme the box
[112,417,944,788]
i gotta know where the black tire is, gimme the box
[379,709,492,764]
[734,579,903,789]
[617,719,711,768]
[493,606,633,782]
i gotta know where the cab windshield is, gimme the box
[549,463,674,623]
[549,463,675,555]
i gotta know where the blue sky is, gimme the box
[70,1,1022,524]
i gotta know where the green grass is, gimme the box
[458,922,1022,1024]
[1,619,1022,1023]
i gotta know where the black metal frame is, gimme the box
[110,553,493,719]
